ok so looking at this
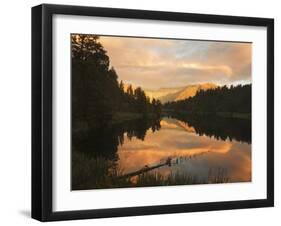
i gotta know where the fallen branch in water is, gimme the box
[117,157,172,179]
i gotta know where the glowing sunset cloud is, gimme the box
[99,36,252,89]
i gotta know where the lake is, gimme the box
[72,114,251,190]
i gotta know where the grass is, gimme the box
[72,151,230,190]
[111,112,143,124]
[192,111,251,120]
[71,151,123,190]
[163,110,251,120]
[111,112,159,124]
[216,112,251,120]
[133,172,201,187]
[73,111,153,133]
[133,168,229,187]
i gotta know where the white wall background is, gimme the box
[0,0,279,225]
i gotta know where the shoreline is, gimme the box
[162,109,251,120]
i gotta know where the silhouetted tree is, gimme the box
[72,34,162,131]
[119,80,124,93]
[127,84,134,97]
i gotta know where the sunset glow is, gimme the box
[100,36,252,89]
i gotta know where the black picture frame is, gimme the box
[32,3,274,222]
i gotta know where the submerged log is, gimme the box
[117,157,172,179]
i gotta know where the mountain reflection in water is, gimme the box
[72,115,251,190]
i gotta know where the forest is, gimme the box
[72,34,251,132]
[72,34,162,131]
[163,84,251,119]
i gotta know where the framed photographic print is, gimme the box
[32,4,274,221]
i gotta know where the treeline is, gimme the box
[118,81,161,117]
[164,84,251,115]
[72,34,161,129]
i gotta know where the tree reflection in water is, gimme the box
[72,114,251,190]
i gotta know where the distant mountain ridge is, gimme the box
[146,83,218,103]
[122,82,217,103]
[145,87,184,101]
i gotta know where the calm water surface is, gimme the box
[117,117,251,183]
[72,114,251,189]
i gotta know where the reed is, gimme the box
[72,151,230,190]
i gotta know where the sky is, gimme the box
[99,35,252,90]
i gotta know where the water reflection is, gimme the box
[72,115,251,190]
[167,113,251,143]
[72,117,161,159]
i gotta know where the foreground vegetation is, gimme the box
[72,151,229,190]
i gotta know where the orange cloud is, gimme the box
[98,36,251,89]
